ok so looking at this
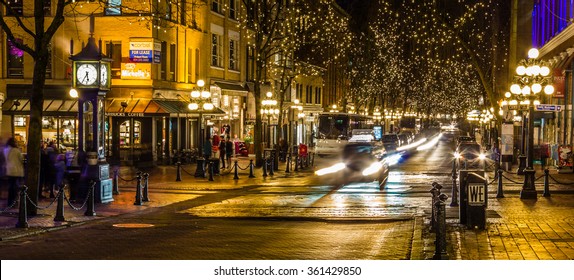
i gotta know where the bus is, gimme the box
[314,112,374,157]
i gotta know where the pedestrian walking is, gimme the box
[219,137,226,169]
[54,154,67,190]
[225,136,234,168]
[3,137,24,206]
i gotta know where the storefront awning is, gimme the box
[214,81,248,97]
[2,99,78,116]
[105,99,227,117]
[554,51,574,70]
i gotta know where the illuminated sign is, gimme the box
[121,63,151,80]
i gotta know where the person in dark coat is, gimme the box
[219,137,226,169]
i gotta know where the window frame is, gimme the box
[211,33,223,68]
[229,38,239,71]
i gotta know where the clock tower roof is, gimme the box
[70,37,102,62]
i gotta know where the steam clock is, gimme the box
[70,35,113,203]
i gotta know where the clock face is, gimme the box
[76,64,98,86]
[100,64,108,86]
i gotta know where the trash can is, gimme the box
[458,170,488,229]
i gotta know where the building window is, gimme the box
[229,0,237,20]
[187,48,192,83]
[5,0,23,16]
[211,34,223,67]
[105,0,122,16]
[106,42,122,79]
[315,87,321,104]
[7,38,24,78]
[229,39,239,71]
[212,0,222,14]
[195,48,200,81]
[170,44,176,81]
[161,41,167,80]
[246,46,254,81]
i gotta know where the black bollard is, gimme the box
[84,181,96,216]
[176,162,182,181]
[142,173,150,202]
[262,158,268,177]
[249,159,255,178]
[208,161,214,181]
[113,168,120,195]
[496,169,504,198]
[54,186,65,222]
[233,160,239,180]
[269,158,275,176]
[543,169,551,197]
[433,193,449,260]
[16,186,29,228]
[450,171,459,207]
[285,153,290,173]
[134,174,143,206]
[294,154,299,172]
[430,184,439,231]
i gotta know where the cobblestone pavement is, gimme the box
[1,154,573,260]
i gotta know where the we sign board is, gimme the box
[468,184,486,206]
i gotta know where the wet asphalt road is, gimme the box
[0,137,456,259]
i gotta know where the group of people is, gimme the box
[39,141,67,198]
[0,138,68,207]
[1,137,25,207]
[202,134,235,169]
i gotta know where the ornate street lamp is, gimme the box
[188,79,214,177]
[261,91,279,148]
[510,48,554,199]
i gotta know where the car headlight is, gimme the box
[362,162,383,176]
[315,162,346,176]
[454,152,460,159]
[478,153,486,160]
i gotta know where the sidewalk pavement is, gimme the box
[1,157,573,260]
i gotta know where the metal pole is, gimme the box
[521,105,537,199]
[285,150,291,173]
[233,160,239,180]
[543,168,551,197]
[450,159,458,207]
[433,193,449,260]
[496,169,505,198]
[208,161,214,181]
[84,181,96,216]
[142,173,149,202]
[176,161,182,181]
[269,157,275,176]
[16,186,29,228]
[249,159,255,178]
[113,168,120,194]
[54,187,65,222]
[262,157,268,177]
[134,174,143,206]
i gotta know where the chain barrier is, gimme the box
[535,175,544,182]
[0,196,19,214]
[501,174,524,184]
[548,174,574,185]
[64,184,94,211]
[25,187,61,209]
[236,162,251,170]
[179,165,195,176]
[500,169,518,175]
[118,174,139,182]
[486,179,496,186]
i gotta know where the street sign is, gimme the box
[535,104,563,112]
[468,184,486,206]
